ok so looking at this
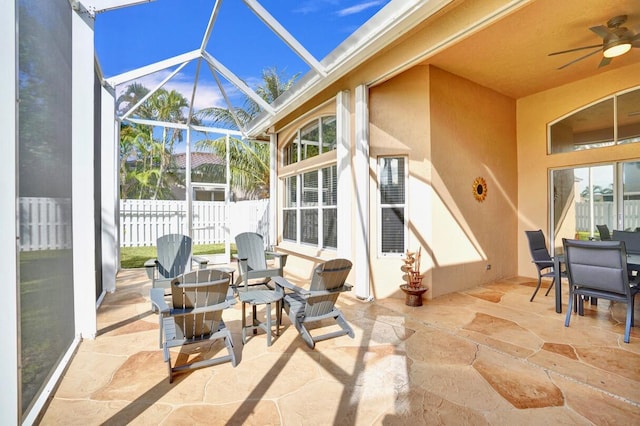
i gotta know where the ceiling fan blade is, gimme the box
[548,44,602,56]
[598,57,612,68]
[557,48,601,70]
[632,33,640,47]
[590,25,610,38]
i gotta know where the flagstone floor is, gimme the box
[40,269,640,425]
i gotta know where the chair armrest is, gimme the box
[531,260,553,265]
[266,251,288,267]
[306,284,352,297]
[192,255,209,269]
[150,288,170,313]
[272,276,310,296]
[144,259,157,279]
[170,301,233,318]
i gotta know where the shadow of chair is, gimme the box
[150,269,237,383]
[563,238,640,343]
[273,258,354,349]
[234,232,288,292]
[525,230,565,302]
[144,233,209,291]
[596,224,611,241]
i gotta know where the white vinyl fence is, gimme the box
[18,197,269,251]
[575,201,640,232]
[19,197,72,251]
[119,198,270,247]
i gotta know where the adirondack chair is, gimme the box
[145,233,209,291]
[273,258,354,349]
[150,269,237,383]
[234,232,288,292]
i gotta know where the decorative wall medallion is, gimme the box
[473,177,487,202]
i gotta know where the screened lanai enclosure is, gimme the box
[10,0,393,422]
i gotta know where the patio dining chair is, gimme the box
[150,269,237,383]
[596,224,611,241]
[273,258,354,349]
[525,230,566,302]
[562,238,640,343]
[234,232,288,292]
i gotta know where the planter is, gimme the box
[400,284,428,307]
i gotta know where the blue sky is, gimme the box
[95,0,390,114]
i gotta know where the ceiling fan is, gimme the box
[549,15,640,70]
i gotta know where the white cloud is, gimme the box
[115,70,232,112]
[293,0,341,14]
[336,0,385,17]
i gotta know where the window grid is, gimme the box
[282,115,337,167]
[378,157,407,256]
[282,165,337,250]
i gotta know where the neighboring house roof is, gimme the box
[173,152,225,169]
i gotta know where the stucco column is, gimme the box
[269,133,277,248]
[101,85,117,294]
[336,90,351,258]
[354,85,371,300]
[72,5,97,339]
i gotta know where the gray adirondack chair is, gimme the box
[234,232,288,291]
[150,269,237,383]
[273,258,354,349]
[145,233,209,291]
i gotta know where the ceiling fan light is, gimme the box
[603,41,632,58]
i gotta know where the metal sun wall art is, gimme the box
[473,177,487,202]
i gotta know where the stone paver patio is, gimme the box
[40,268,640,424]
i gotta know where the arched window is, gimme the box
[283,116,336,165]
[548,87,640,154]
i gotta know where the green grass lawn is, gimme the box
[120,243,237,268]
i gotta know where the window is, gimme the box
[282,115,337,166]
[549,86,640,154]
[282,165,337,249]
[378,157,407,255]
[283,176,297,241]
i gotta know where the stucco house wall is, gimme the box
[429,66,517,298]
[274,61,519,301]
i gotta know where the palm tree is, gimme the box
[195,67,299,199]
[119,86,192,199]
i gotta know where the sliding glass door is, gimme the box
[550,160,639,253]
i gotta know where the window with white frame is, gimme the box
[283,115,336,166]
[283,165,337,249]
[378,156,407,255]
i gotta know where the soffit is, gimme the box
[426,0,640,99]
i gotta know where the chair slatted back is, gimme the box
[525,230,553,271]
[563,239,630,296]
[171,269,230,340]
[157,234,192,279]
[235,232,267,271]
[306,259,352,317]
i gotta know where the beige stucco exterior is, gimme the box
[267,0,640,303]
